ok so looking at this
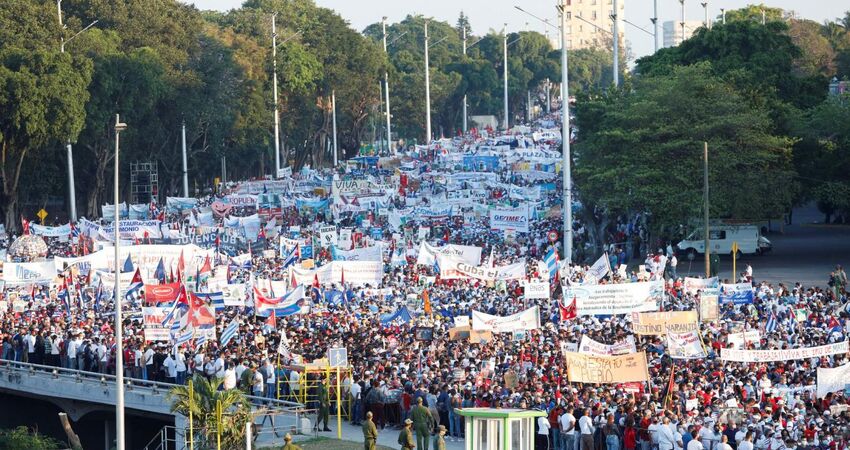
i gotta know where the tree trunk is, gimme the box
[4,197,17,235]
[58,412,83,450]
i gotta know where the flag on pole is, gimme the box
[154,258,167,284]
[586,252,612,282]
[277,331,292,358]
[175,326,194,345]
[122,254,134,273]
[195,332,207,348]
[544,247,558,281]
[422,289,432,315]
[219,319,240,347]
[559,296,577,321]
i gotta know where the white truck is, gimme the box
[677,224,772,257]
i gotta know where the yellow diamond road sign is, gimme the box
[36,208,48,224]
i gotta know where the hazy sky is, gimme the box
[189,0,847,59]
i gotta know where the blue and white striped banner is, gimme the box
[219,319,239,347]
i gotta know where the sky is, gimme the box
[188,0,847,59]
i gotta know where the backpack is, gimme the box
[398,431,406,446]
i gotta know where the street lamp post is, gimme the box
[113,114,128,450]
[381,17,393,154]
[612,0,619,87]
[701,2,709,28]
[720,9,726,24]
[559,2,572,263]
[651,0,659,52]
[181,121,188,197]
[462,27,468,133]
[271,13,281,177]
[424,20,432,145]
[58,1,97,222]
[332,90,338,167]
[680,0,686,44]
[502,24,509,130]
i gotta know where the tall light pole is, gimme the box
[424,20,432,145]
[701,2,709,28]
[58,1,97,222]
[271,13,281,177]
[612,0,620,87]
[703,142,710,278]
[720,9,726,24]
[181,121,188,197]
[502,24,509,130]
[381,17,393,154]
[680,0,686,44]
[651,0,659,52]
[462,27,468,133]
[559,2,572,264]
[331,90,338,167]
[113,114,128,450]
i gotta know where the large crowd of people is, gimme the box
[0,116,848,450]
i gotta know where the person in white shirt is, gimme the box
[262,359,276,399]
[579,409,595,450]
[252,367,264,397]
[538,415,551,450]
[163,353,177,383]
[560,406,577,450]
[739,431,754,450]
[235,361,247,381]
[223,364,237,390]
[143,345,155,380]
[649,418,662,449]
[699,424,718,450]
[658,418,676,450]
[688,438,705,450]
[175,351,187,385]
[718,435,733,450]
[66,335,78,370]
[214,355,225,378]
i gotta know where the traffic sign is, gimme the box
[36,208,48,224]
[328,347,348,368]
[548,230,558,242]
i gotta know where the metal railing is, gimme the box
[142,425,184,450]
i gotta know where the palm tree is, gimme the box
[168,375,253,449]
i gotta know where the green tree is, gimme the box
[720,4,784,24]
[574,63,797,239]
[0,427,62,450]
[168,375,253,449]
[0,48,92,231]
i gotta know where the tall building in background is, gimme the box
[662,20,702,47]
[563,0,625,50]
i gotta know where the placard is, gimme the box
[699,295,719,321]
[565,281,662,316]
[632,311,699,335]
[721,341,849,362]
[564,351,649,384]
[524,281,550,299]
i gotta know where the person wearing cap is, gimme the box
[411,396,433,450]
[398,419,415,450]
[433,425,447,450]
[315,377,331,432]
[363,410,378,450]
[282,432,301,450]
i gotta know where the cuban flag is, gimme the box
[94,280,104,313]
[219,319,240,347]
[161,285,189,326]
[195,333,207,348]
[175,326,194,346]
[125,268,144,304]
[181,292,216,330]
[282,244,299,269]
[194,291,225,312]
[544,247,558,281]
[254,285,305,317]
[765,314,778,333]
[58,287,71,315]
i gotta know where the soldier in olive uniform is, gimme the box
[410,397,433,450]
[363,411,379,450]
[433,425,447,450]
[315,377,331,431]
[398,419,416,450]
[282,433,302,450]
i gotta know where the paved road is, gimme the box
[676,206,850,287]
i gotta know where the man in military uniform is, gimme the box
[410,397,433,450]
[282,433,302,450]
[433,425,447,450]
[363,410,379,450]
[315,377,331,432]
[398,418,416,450]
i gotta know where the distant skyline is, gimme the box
[188,0,847,59]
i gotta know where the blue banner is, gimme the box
[719,283,754,304]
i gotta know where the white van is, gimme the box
[677,225,772,257]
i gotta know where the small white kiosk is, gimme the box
[454,408,545,450]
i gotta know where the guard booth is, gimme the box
[454,408,545,450]
[282,349,352,425]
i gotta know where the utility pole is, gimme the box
[680,0,686,44]
[701,2,709,28]
[720,9,726,24]
[612,0,620,87]
[761,9,766,25]
[704,141,710,278]
[424,20,432,145]
[221,156,227,185]
[332,90,338,167]
[181,121,188,197]
[502,24,509,130]
[271,13,281,177]
[651,0,659,52]
[462,27,468,133]
[381,17,393,154]
[113,114,128,450]
[545,78,551,113]
[559,2,572,264]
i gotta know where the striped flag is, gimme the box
[195,333,207,348]
[765,314,777,333]
[544,247,559,281]
[194,291,225,311]
[175,326,194,345]
[219,319,239,347]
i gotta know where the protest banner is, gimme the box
[332,244,383,262]
[166,197,198,212]
[469,329,493,344]
[142,307,171,341]
[449,326,471,341]
[632,311,699,335]
[144,283,181,304]
[319,226,337,248]
[578,335,636,356]
[666,330,707,359]
[565,281,662,316]
[220,284,246,307]
[99,220,164,240]
[721,341,849,362]
[415,242,482,267]
[489,207,530,233]
[454,316,470,327]
[472,306,540,333]
[684,277,719,296]
[719,283,755,304]
[3,261,57,285]
[817,363,850,398]
[727,330,761,349]
[699,295,719,322]
[30,223,72,237]
[564,351,649,384]
[438,256,526,281]
[524,280,550,299]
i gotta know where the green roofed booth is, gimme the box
[454,408,545,450]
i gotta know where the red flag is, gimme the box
[290,269,298,288]
[340,267,345,286]
[177,250,185,275]
[21,216,30,235]
[312,274,319,289]
[258,225,266,240]
[423,289,432,315]
[199,255,212,275]
[131,268,143,285]
[186,292,215,328]
[559,296,577,321]
[169,267,175,284]
[266,309,276,329]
